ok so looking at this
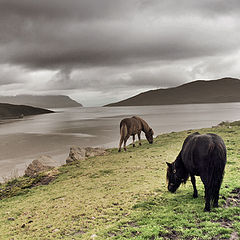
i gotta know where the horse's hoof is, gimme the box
[213,203,219,208]
[124,148,127,151]
[133,144,135,147]
[204,207,210,212]
[139,143,142,146]
[193,194,198,198]
[118,149,121,152]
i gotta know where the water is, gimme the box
[1,103,240,180]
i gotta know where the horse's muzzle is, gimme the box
[168,183,178,193]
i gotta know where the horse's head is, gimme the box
[166,162,184,193]
[145,128,154,144]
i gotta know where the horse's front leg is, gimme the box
[191,175,198,198]
[132,135,135,147]
[137,133,142,146]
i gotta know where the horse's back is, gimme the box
[181,133,226,174]
[120,117,141,135]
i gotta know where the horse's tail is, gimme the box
[120,121,128,139]
[118,121,128,151]
[207,143,227,201]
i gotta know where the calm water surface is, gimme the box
[1,103,240,180]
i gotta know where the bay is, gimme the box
[1,102,240,180]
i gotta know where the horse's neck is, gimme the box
[175,152,184,169]
[175,151,189,181]
[140,119,150,133]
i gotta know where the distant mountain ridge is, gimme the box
[0,103,53,119]
[0,95,82,108]
[105,77,240,106]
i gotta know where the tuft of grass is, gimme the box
[0,124,239,239]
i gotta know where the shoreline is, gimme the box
[0,121,226,182]
[0,119,238,182]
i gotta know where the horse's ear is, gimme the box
[166,162,172,168]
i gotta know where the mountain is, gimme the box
[0,103,54,119]
[105,77,240,106]
[0,95,82,108]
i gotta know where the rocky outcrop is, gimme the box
[66,147,106,164]
[85,147,106,157]
[66,147,86,163]
[25,155,57,177]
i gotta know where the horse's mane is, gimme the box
[132,116,150,132]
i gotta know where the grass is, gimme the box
[0,122,239,239]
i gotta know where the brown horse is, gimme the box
[118,116,154,152]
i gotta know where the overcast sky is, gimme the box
[0,0,240,106]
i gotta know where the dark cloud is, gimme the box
[0,0,130,22]
[1,0,240,70]
[0,0,240,105]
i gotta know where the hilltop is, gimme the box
[0,95,82,109]
[0,122,239,239]
[0,103,53,120]
[106,77,240,106]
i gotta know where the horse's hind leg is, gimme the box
[204,185,211,211]
[191,175,198,198]
[118,137,124,152]
[123,136,129,151]
[132,135,135,147]
[213,185,220,208]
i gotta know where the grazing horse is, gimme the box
[166,132,226,211]
[118,116,154,152]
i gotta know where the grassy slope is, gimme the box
[0,124,239,240]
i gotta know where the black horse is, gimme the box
[166,132,227,211]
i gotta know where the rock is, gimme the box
[25,155,57,177]
[66,147,106,164]
[66,147,86,164]
[85,147,106,157]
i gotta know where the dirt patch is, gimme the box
[32,174,57,187]
[229,232,239,240]
[224,188,240,208]
[159,230,180,240]
[212,188,240,240]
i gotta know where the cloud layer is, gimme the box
[0,0,240,106]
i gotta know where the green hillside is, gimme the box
[0,122,239,239]
[106,78,240,106]
[0,103,53,119]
